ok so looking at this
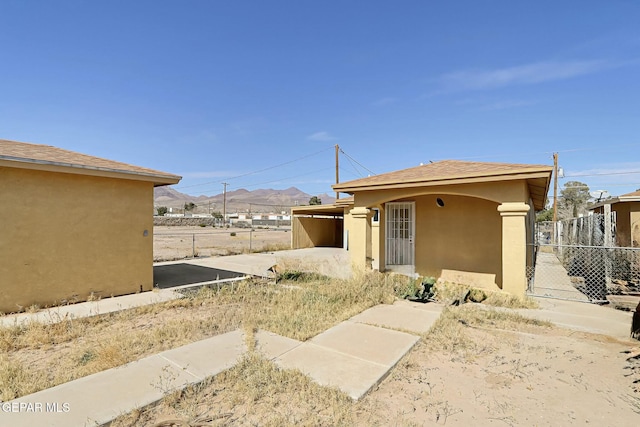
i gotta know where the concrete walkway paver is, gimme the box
[0,289,183,328]
[270,301,443,400]
[3,330,246,427]
[276,341,394,400]
[350,299,442,334]
[274,321,419,399]
[516,297,634,341]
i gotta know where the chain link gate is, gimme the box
[528,216,640,303]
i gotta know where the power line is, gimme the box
[187,167,334,195]
[229,167,334,190]
[448,142,640,161]
[564,170,640,178]
[173,146,334,190]
[342,153,365,178]
[339,148,376,176]
[225,146,334,181]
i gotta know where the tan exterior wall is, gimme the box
[291,216,343,249]
[0,167,154,313]
[594,201,640,247]
[612,204,632,247]
[412,194,503,288]
[632,204,640,247]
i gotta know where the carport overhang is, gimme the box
[291,204,346,218]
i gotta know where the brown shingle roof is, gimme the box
[0,139,181,186]
[621,190,640,198]
[333,159,552,191]
[333,159,553,211]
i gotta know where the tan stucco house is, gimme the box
[292,160,552,296]
[590,190,640,247]
[0,139,181,313]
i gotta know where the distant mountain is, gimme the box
[154,186,337,214]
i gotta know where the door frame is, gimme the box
[385,201,416,276]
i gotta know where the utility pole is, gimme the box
[552,153,558,223]
[552,153,559,245]
[222,182,228,226]
[335,144,340,200]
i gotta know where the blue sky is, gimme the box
[2,1,640,202]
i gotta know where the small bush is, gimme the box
[230,232,236,237]
[199,223,207,227]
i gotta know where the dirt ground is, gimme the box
[153,226,292,261]
[372,327,640,426]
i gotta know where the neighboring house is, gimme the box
[0,139,181,313]
[590,190,640,247]
[292,160,552,296]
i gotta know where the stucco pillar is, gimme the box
[349,206,371,270]
[498,202,530,296]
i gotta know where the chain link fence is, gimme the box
[153,228,291,262]
[528,244,640,302]
[530,214,639,302]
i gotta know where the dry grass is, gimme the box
[111,352,376,427]
[433,281,539,309]
[424,305,552,361]
[0,295,242,401]
[0,270,411,401]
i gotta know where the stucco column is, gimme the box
[349,206,371,270]
[498,202,530,296]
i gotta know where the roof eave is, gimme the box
[590,196,640,209]
[0,158,182,186]
[291,203,345,216]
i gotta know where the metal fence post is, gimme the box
[249,229,253,253]
[192,234,195,258]
[604,204,613,287]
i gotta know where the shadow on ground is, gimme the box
[153,263,246,289]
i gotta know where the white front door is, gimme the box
[385,202,415,275]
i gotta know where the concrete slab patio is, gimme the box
[180,247,352,280]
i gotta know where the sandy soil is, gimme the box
[371,327,640,426]
[153,226,292,261]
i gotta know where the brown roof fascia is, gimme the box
[0,158,181,186]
